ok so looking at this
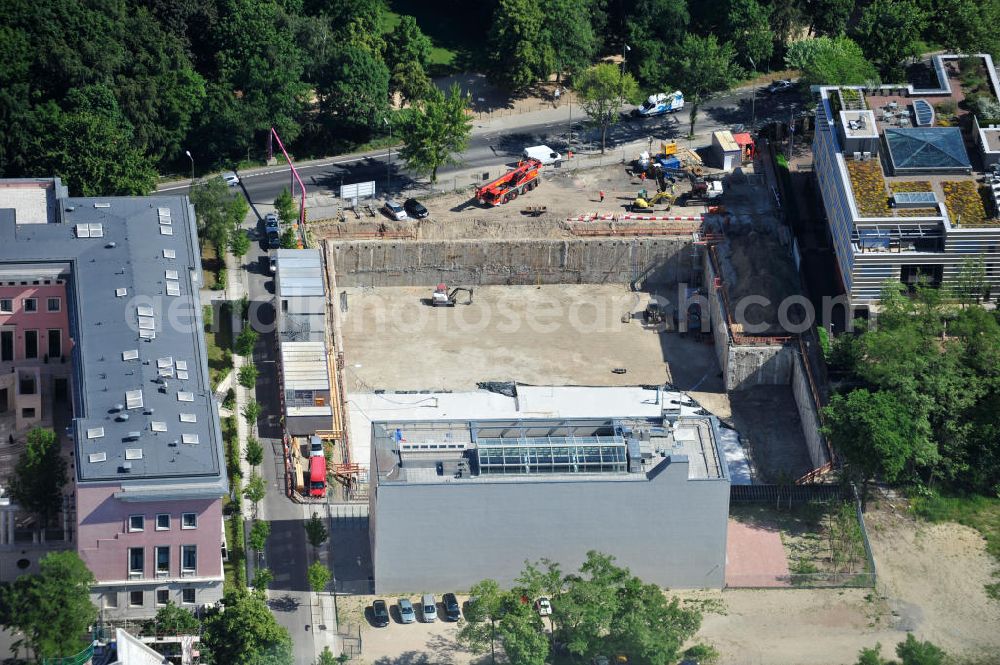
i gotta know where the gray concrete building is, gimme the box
[369,408,732,593]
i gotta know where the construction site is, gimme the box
[301,136,832,505]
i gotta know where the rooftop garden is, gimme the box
[956,57,1000,126]
[942,180,990,227]
[890,181,938,217]
[846,158,890,216]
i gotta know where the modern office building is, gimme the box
[0,177,227,618]
[358,386,742,592]
[813,54,1000,310]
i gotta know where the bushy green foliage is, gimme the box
[8,428,67,524]
[142,602,200,637]
[786,36,879,88]
[575,63,640,153]
[399,84,472,183]
[202,589,293,665]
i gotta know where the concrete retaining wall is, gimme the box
[791,352,830,469]
[328,238,692,287]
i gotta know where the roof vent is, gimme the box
[105,242,117,249]
[125,431,141,441]
[113,403,125,412]
[121,462,132,472]
[116,413,130,422]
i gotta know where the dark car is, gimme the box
[766,79,794,94]
[372,599,390,627]
[404,198,429,219]
[267,230,280,249]
[443,593,461,621]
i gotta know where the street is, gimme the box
[159,85,800,205]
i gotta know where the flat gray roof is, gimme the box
[0,178,225,488]
[275,248,324,298]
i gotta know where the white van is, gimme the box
[522,145,562,165]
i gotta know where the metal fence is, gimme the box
[725,570,876,589]
[730,483,845,505]
[337,623,363,661]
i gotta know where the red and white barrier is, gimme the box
[620,213,703,221]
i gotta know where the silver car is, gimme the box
[398,598,416,624]
[383,199,407,221]
[222,171,240,187]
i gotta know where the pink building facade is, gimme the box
[76,484,224,617]
[0,280,72,363]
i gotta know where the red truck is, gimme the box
[308,455,326,497]
[476,159,543,206]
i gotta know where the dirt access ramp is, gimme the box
[684,499,1000,664]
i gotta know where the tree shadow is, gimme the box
[267,594,300,612]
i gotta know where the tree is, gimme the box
[142,602,200,636]
[822,389,933,507]
[242,399,261,429]
[307,561,331,593]
[399,84,473,183]
[239,363,258,389]
[243,473,266,511]
[252,567,273,591]
[385,16,432,73]
[496,602,549,665]
[279,226,298,249]
[856,643,886,665]
[8,428,67,525]
[314,647,339,665]
[952,255,988,306]
[245,436,264,467]
[390,60,433,105]
[274,189,296,225]
[853,0,926,80]
[665,34,736,137]
[724,0,773,72]
[3,552,96,660]
[785,36,879,88]
[626,0,690,86]
[236,326,258,356]
[930,0,1000,56]
[544,0,598,82]
[191,177,243,252]
[317,45,390,140]
[487,0,552,91]
[229,226,250,258]
[574,63,639,153]
[895,633,946,665]
[202,589,293,665]
[249,520,271,553]
[809,0,856,37]
[305,512,328,550]
[458,579,505,664]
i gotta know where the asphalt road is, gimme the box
[159,86,801,205]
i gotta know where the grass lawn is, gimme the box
[201,242,223,290]
[203,304,233,390]
[385,1,485,74]
[912,493,1000,599]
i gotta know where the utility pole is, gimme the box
[384,117,392,195]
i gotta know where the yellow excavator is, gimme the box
[631,188,675,211]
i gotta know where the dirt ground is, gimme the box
[309,162,714,241]
[338,284,726,396]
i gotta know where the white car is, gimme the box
[535,596,552,616]
[766,79,794,94]
[222,171,240,187]
[309,436,323,457]
[383,199,408,221]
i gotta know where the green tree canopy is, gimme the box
[386,16,432,72]
[785,36,879,88]
[809,0,856,37]
[307,561,331,593]
[626,0,691,87]
[487,0,552,91]
[142,602,201,636]
[274,188,297,225]
[2,551,97,660]
[317,44,390,141]
[664,34,736,136]
[853,0,926,80]
[574,63,640,153]
[399,83,473,183]
[305,512,329,550]
[249,519,271,553]
[724,0,773,71]
[202,589,293,665]
[243,473,266,507]
[245,436,264,467]
[191,177,246,252]
[8,428,67,524]
[544,0,599,82]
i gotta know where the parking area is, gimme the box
[344,595,481,665]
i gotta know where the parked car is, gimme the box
[383,199,407,220]
[404,198,429,219]
[398,598,416,624]
[222,171,240,187]
[443,593,461,621]
[267,230,280,249]
[535,596,552,616]
[309,435,323,457]
[372,600,390,627]
[268,253,277,274]
[264,212,279,230]
[766,79,794,94]
[421,594,437,622]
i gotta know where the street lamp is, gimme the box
[184,150,194,182]
[384,117,392,195]
[618,43,631,109]
[747,56,757,132]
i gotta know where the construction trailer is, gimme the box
[476,159,543,206]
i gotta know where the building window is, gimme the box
[0,299,11,314]
[104,592,118,609]
[156,514,170,530]
[181,513,197,529]
[46,297,60,312]
[128,547,144,577]
[21,407,35,419]
[181,545,197,574]
[156,546,170,576]
[129,590,144,607]
[22,298,37,313]
[47,329,61,359]
[156,589,169,606]
[182,588,196,604]
[128,515,144,532]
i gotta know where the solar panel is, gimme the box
[139,329,156,340]
[166,283,181,296]
[116,287,128,297]
[138,316,155,330]
[125,390,144,409]
[87,427,105,439]
[160,226,173,236]
[179,413,197,423]
[151,421,167,432]
[157,357,173,368]
[122,349,139,361]
[177,391,194,402]
[165,270,179,280]
[125,448,143,460]
[176,360,188,371]
[89,452,107,463]
[181,433,200,444]
[137,305,155,317]
[163,249,176,259]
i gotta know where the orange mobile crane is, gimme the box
[476,159,543,206]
